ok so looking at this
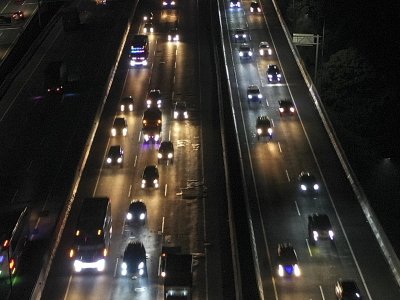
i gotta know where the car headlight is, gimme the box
[96,259,105,272]
[168,35,172,41]
[230,3,234,7]
[278,265,284,277]
[144,134,149,141]
[158,153,163,159]
[290,107,295,112]
[139,269,144,276]
[294,264,301,277]
[277,74,282,78]
[107,157,112,163]
[248,94,252,99]
[138,262,144,269]
[259,49,264,55]
[237,2,240,6]
[150,28,154,33]
[146,99,152,107]
[268,128,273,135]
[329,230,334,240]
[123,128,128,136]
[250,7,254,12]
[140,213,145,220]
[243,34,246,38]
[157,100,162,107]
[168,153,173,159]
[117,157,122,163]
[257,8,261,12]
[121,262,127,270]
[74,260,82,272]
[171,0,175,4]
[313,184,319,190]
[239,52,243,57]
[279,107,284,112]
[301,184,307,191]
[174,111,178,118]
[184,111,188,118]
[126,212,132,220]
[163,1,167,4]
[155,134,160,141]
[120,105,125,111]
[268,49,272,55]
[268,74,272,78]
[111,128,116,136]
[313,231,318,241]
[248,51,253,56]
[143,28,147,33]
[153,179,158,184]
[257,128,262,134]
[142,179,146,184]
[258,94,262,99]
[235,34,239,38]
[129,104,133,111]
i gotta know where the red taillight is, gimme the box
[3,239,9,248]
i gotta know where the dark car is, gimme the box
[143,22,154,34]
[162,0,176,8]
[158,141,174,163]
[126,200,147,225]
[229,0,241,8]
[267,64,282,82]
[233,28,247,42]
[159,246,181,277]
[168,27,179,42]
[106,145,124,167]
[277,243,301,277]
[256,116,273,141]
[298,171,319,193]
[279,99,295,116]
[250,1,261,13]
[308,213,334,243]
[143,12,153,21]
[146,89,162,108]
[173,101,189,120]
[111,117,128,137]
[335,280,362,299]
[238,43,253,60]
[120,96,134,112]
[12,11,24,20]
[247,85,262,103]
[141,165,159,188]
[120,242,147,278]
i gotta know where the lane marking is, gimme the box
[113,257,119,278]
[63,275,72,300]
[134,155,138,168]
[277,141,282,153]
[306,239,313,257]
[164,184,168,197]
[294,201,301,216]
[161,216,165,233]
[128,184,132,197]
[319,285,325,300]
[285,169,290,182]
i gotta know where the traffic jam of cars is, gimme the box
[227,0,364,298]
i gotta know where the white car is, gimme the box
[239,43,253,60]
[247,85,262,103]
[259,41,272,56]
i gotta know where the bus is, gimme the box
[129,35,149,67]
[0,207,28,279]
[69,197,112,272]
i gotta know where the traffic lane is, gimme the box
[261,0,400,297]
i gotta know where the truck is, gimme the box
[44,61,79,94]
[69,197,112,273]
[142,107,162,143]
[0,207,28,279]
[129,35,149,67]
[61,8,80,31]
[163,254,193,300]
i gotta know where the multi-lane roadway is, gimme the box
[219,0,400,299]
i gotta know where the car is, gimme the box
[143,12,153,21]
[159,245,181,277]
[256,116,272,140]
[120,96,134,112]
[126,200,147,225]
[173,101,189,120]
[141,165,159,188]
[158,141,174,163]
[277,243,301,277]
[267,64,282,82]
[247,85,262,103]
[279,99,295,116]
[12,11,24,20]
[238,43,253,60]
[120,242,147,278]
[308,213,334,243]
[233,28,247,42]
[143,22,154,34]
[335,280,362,299]
[259,41,272,56]
[229,0,241,8]
[111,117,128,137]
[168,27,179,42]
[106,145,124,167]
[146,89,162,108]
[298,171,319,193]
[250,1,261,13]
[162,0,176,8]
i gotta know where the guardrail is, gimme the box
[270,0,400,289]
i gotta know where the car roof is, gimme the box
[129,200,146,210]
[279,99,293,106]
[114,117,126,125]
[259,41,270,46]
[278,244,298,262]
[248,85,259,90]
[339,280,360,292]
[239,43,251,49]
[143,165,158,175]
[174,101,187,109]
[124,242,146,258]
[121,96,133,102]
[109,145,122,152]
[310,214,332,228]
[257,116,271,124]
[251,1,259,5]
[235,28,245,32]
[160,141,174,149]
